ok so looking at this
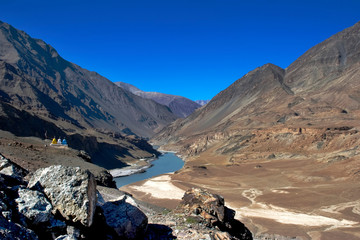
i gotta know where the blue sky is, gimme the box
[1,0,359,101]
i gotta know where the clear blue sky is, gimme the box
[1,0,359,101]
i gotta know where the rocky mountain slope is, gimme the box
[116,81,201,118]
[149,22,360,239]
[0,20,177,139]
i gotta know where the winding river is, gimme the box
[115,152,184,188]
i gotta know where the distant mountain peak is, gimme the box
[195,100,210,106]
[115,81,201,118]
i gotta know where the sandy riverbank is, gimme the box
[110,164,151,177]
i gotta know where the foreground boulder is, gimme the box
[28,165,97,227]
[97,186,148,239]
[0,154,154,239]
[177,188,252,240]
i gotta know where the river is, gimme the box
[114,152,184,188]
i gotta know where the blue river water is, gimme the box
[115,152,184,188]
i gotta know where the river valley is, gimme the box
[114,152,184,188]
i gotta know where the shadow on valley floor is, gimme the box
[91,143,131,170]
[145,224,176,240]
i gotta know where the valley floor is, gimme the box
[121,146,360,239]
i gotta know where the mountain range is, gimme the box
[115,81,202,118]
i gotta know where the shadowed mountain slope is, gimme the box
[0,21,177,139]
[116,81,201,118]
[0,20,179,168]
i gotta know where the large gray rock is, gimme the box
[0,215,38,240]
[15,188,52,225]
[97,192,148,240]
[28,165,97,227]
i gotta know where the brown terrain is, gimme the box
[122,22,360,239]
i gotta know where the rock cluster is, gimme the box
[144,188,253,240]
[175,188,253,240]
[0,153,147,239]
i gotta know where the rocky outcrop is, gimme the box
[142,187,254,240]
[28,165,97,227]
[176,188,252,240]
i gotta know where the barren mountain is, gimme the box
[0,20,178,168]
[153,21,360,153]
[0,21,177,139]
[116,81,201,118]
[146,22,360,239]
